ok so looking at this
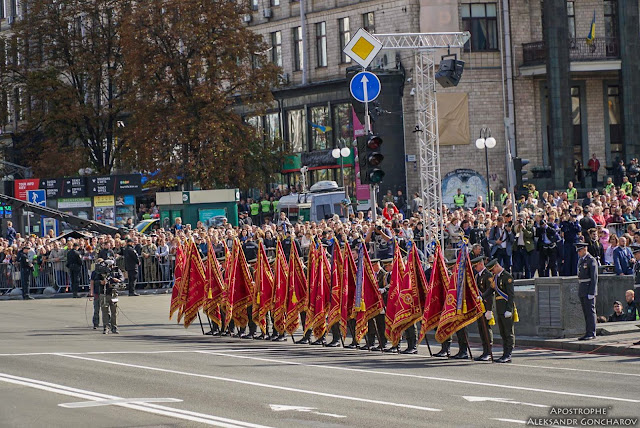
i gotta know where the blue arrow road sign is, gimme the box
[27,190,46,207]
[349,71,381,103]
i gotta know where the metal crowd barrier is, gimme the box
[606,220,640,238]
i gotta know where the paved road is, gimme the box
[1,295,639,427]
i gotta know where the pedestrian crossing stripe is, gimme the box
[343,28,383,68]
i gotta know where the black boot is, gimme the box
[433,342,451,358]
[452,348,469,360]
[474,344,492,361]
[496,347,512,363]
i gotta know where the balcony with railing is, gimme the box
[522,37,619,67]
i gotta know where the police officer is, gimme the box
[486,258,516,363]
[576,242,598,341]
[18,246,35,300]
[98,259,125,334]
[66,242,83,298]
[472,256,494,361]
[453,188,466,209]
[123,238,140,296]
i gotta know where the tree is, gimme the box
[120,0,282,190]
[6,0,130,176]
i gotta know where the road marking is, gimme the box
[55,353,442,412]
[269,404,346,419]
[60,398,183,408]
[0,372,271,428]
[462,396,548,408]
[509,362,640,378]
[193,350,640,404]
[493,418,577,428]
[0,348,264,357]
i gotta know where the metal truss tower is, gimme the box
[374,32,470,248]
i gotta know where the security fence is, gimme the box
[0,255,177,296]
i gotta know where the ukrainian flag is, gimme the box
[308,121,332,133]
[586,10,596,45]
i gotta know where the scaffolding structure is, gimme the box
[374,32,470,248]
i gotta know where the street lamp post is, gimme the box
[331,146,351,200]
[475,126,496,209]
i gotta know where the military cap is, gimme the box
[445,259,456,267]
[574,242,588,250]
[632,246,640,255]
[216,256,226,262]
[485,259,499,269]
[470,256,486,266]
[381,258,394,265]
[370,258,381,264]
[247,258,257,264]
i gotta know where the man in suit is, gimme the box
[488,216,514,272]
[123,238,140,296]
[576,242,598,340]
[486,258,516,363]
[66,242,83,298]
[613,237,634,275]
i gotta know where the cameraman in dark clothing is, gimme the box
[123,239,140,296]
[66,243,83,298]
[94,258,125,334]
[17,246,34,300]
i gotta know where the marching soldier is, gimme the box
[472,256,494,361]
[365,259,387,351]
[576,242,598,341]
[486,259,516,363]
[433,259,469,359]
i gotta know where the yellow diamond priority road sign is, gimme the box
[343,28,383,68]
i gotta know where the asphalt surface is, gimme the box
[1,295,639,428]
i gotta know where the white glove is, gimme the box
[587,294,595,300]
[504,311,512,319]
[476,295,482,302]
[378,288,385,294]
[485,311,493,320]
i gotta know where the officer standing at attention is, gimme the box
[472,256,494,361]
[453,188,466,209]
[434,259,469,359]
[486,259,515,363]
[576,242,598,340]
[123,238,140,296]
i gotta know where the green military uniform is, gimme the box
[488,259,515,363]
[473,259,494,361]
[142,242,157,287]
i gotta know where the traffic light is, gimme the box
[514,157,530,190]
[357,134,385,185]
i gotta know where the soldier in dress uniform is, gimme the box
[576,242,598,341]
[472,256,494,361]
[141,237,157,287]
[433,259,470,359]
[363,259,387,351]
[486,259,515,363]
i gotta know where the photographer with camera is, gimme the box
[93,257,125,334]
[17,246,35,300]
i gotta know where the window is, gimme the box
[251,0,258,11]
[265,112,280,142]
[607,86,623,161]
[339,17,351,63]
[292,26,303,71]
[566,1,576,40]
[315,22,327,67]
[0,1,4,19]
[362,12,375,33]
[461,3,498,51]
[571,86,582,161]
[604,0,618,56]
[310,106,330,150]
[246,116,263,140]
[332,103,352,148]
[270,31,282,67]
[271,0,279,6]
[287,109,306,152]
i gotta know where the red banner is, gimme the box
[203,239,224,327]
[327,244,347,339]
[384,245,407,347]
[225,240,253,329]
[409,244,429,313]
[252,241,275,334]
[304,245,319,331]
[355,245,384,343]
[285,245,308,335]
[169,243,188,320]
[272,240,289,335]
[343,245,358,320]
[419,245,448,342]
[182,242,208,329]
[308,247,331,339]
[434,249,485,343]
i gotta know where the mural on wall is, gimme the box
[441,169,488,208]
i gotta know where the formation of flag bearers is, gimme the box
[169,236,517,363]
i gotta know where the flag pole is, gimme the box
[422,334,433,357]
[463,328,473,360]
[372,321,384,353]
[197,311,206,335]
